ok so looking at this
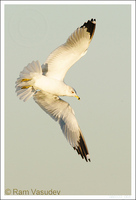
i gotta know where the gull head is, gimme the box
[67,86,80,100]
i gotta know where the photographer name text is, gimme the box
[5,188,61,195]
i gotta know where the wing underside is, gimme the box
[42,19,96,81]
[33,91,91,162]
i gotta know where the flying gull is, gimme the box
[15,19,96,162]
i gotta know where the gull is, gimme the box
[15,19,96,162]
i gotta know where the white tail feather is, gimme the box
[15,60,42,102]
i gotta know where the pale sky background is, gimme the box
[4,3,131,196]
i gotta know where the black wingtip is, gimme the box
[80,19,96,39]
[73,132,91,162]
[91,18,96,23]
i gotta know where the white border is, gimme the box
[1,1,135,199]
[131,1,135,198]
[1,1,135,5]
[1,1,5,200]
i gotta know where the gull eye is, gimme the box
[71,91,74,93]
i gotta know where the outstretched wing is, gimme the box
[33,91,91,162]
[42,19,96,81]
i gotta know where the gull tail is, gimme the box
[15,60,42,102]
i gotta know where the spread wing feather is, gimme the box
[33,91,91,162]
[42,19,96,81]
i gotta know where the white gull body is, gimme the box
[16,19,96,162]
